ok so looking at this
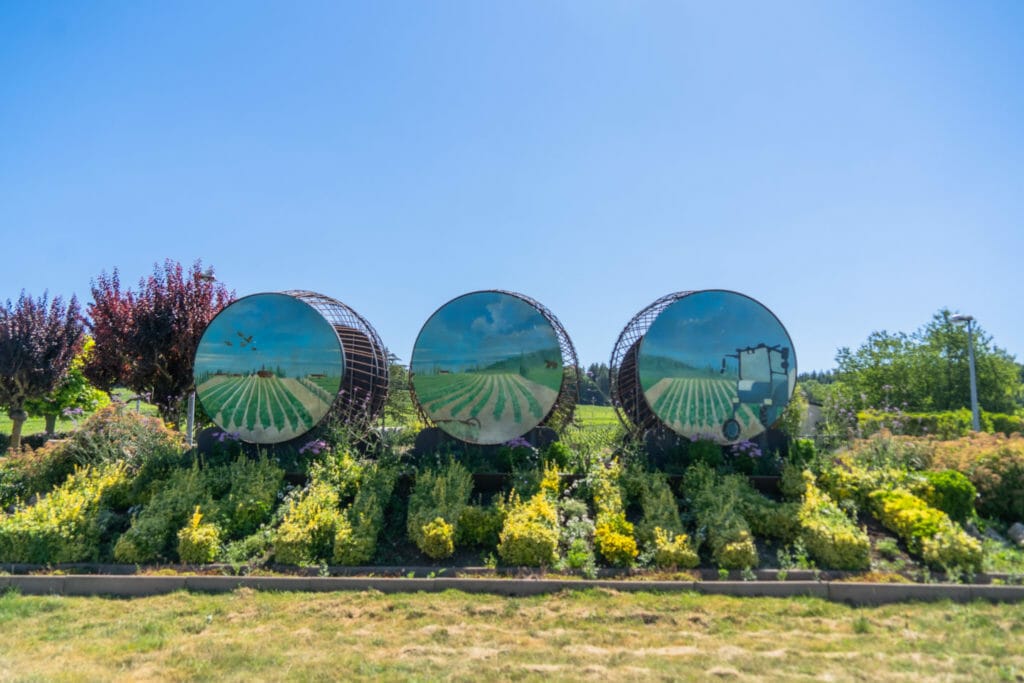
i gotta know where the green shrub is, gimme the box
[635,473,683,548]
[0,463,128,564]
[272,480,343,566]
[683,463,759,569]
[332,462,397,565]
[456,504,503,548]
[114,464,212,563]
[497,491,560,567]
[869,488,982,573]
[911,470,976,524]
[542,441,573,470]
[651,527,699,569]
[407,461,473,560]
[796,472,871,570]
[419,518,455,559]
[970,446,1024,524]
[210,455,285,538]
[591,460,638,567]
[177,507,220,564]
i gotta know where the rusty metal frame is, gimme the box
[285,290,389,430]
[409,289,580,440]
[609,291,693,436]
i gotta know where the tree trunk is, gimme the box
[45,414,57,436]
[8,408,27,451]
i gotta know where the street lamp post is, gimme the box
[950,314,980,432]
[188,268,217,448]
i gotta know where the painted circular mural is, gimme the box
[638,290,796,443]
[194,293,345,444]
[411,291,564,445]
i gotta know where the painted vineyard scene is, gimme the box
[194,293,345,444]
[639,290,796,443]
[411,291,563,444]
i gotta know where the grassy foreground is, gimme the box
[1,587,1021,681]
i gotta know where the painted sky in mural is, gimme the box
[638,290,796,443]
[411,291,563,444]
[194,293,344,444]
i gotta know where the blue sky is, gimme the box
[2,2,1022,372]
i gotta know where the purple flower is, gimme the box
[503,436,533,450]
[299,439,329,455]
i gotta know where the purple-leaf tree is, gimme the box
[87,259,233,427]
[0,292,84,450]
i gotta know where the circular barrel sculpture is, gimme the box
[409,290,579,445]
[610,290,796,443]
[193,291,388,444]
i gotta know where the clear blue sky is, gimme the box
[2,2,1022,372]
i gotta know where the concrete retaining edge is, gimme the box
[3,575,1024,604]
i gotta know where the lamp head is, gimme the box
[950,314,974,324]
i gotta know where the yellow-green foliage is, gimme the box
[0,462,127,564]
[273,480,343,566]
[419,517,455,559]
[332,463,397,566]
[636,473,683,548]
[716,530,759,570]
[177,507,220,564]
[497,491,560,567]
[743,499,801,544]
[652,527,699,569]
[590,460,638,567]
[456,504,503,548]
[869,488,982,572]
[797,472,871,570]
[407,461,473,560]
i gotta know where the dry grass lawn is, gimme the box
[1,587,1022,681]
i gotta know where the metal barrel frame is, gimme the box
[609,291,694,436]
[409,289,580,438]
[285,290,390,430]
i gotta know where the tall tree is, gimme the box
[86,260,233,426]
[0,292,84,450]
[25,337,109,435]
[836,309,1022,414]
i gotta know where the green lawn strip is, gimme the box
[413,375,477,405]
[467,377,495,420]
[277,381,315,431]
[424,376,480,413]
[447,376,488,419]
[229,377,257,429]
[491,377,507,422]
[245,380,262,431]
[265,377,301,433]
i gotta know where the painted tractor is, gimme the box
[720,343,791,441]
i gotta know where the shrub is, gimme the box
[114,464,212,563]
[796,472,871,570]
[407,461,473,560]
[635,473,683,548]
[556,497,596,576]
[0,462,128,563]
[210,455,285,538]
[542,441,573,470]
[332,462,397,565]
[591,460,638,567]
[910,470,976,524]
[177,507,220,564]
[651,527,699,569]
[868,488,982,573]
[931,433,1024,524]
[683,463,758,569]
[272,480,343,566]
[497,491,560,567]
[456,503,503,548]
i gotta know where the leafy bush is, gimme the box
[407,461,473,559]
[910,470,976,524]
[114,464,212,563]
[591,460,638,567]
[177,507,220,564]
[456,503,503,548]
[795,471,871,570]
[0,463,128,563]
[635,473,683,548]
[931,433,1024,524]
[272,480,343,566]
[542,441,573,470]
[497,491,560,566]
[497,464,561,567]
[651,527,699,569]
[332,462,398,565]
[868,488,982,572]
[0,406,182,509]
[556,497,596,576]
[683,463,758,569]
